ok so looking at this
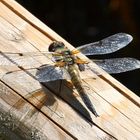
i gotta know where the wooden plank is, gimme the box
[0,81,75,140]
[0,9,116,139]
[0,0,140,140]
[2,0,140,106]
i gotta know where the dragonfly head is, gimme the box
[48,41,65,52]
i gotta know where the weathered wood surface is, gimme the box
[0,0,140,140]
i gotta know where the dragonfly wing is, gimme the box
[36,64,71,82]
[0,51,61,66]
[76,33,133,55]
[0,51,56,57]
[0,54,41,68]
[93,58,140,74]
[0,52,54,68]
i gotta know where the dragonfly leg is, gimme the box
[55,61,65,67]
[78,64,85,71]
[66,80,74,89]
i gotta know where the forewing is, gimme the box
[76,33,133,55]
[93,58,140,74]
[0,51,54,68]
[0,51,59,67]
[0,51,56,57]
[36,64,71,82]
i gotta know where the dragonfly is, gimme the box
[1,33,140,117]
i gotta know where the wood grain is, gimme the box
[0,0,140,140]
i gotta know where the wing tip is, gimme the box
[118,32,133,42]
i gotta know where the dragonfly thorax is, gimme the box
[60,49,74,65]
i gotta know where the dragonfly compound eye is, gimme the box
[48,41,65,52]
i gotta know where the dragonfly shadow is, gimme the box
[35,65,94,124]
[41,79,93,125]
[9,89,58,119]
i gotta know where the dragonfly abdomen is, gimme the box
[67,65,81,87]
[67,65,99,117]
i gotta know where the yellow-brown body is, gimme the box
[67,64,99,117]
[49,41,98,117]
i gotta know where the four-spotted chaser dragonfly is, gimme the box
[1,33,140,117]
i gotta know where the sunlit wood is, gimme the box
[0,0,140,139]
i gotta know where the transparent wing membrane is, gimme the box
[36,65,71,82]
[0,54,40,67]
[1,51,56,56]
[93,58,140,74]
[0,51,55,67]
[0,33,139,82]
[77,33,133,55]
